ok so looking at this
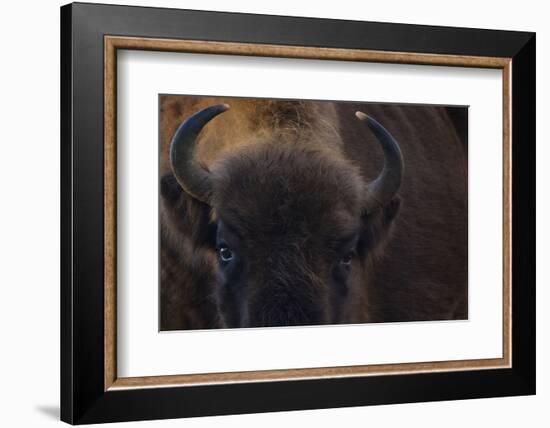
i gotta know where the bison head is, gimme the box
[166,103,403,328]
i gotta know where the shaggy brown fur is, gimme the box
[159,96,467,330]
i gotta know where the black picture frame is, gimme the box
[61,2,535,424]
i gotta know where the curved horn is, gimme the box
[355,111,404,214]
[169,104,230,204]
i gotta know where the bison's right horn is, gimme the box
[169,104,230,204]
[355,111,404,214]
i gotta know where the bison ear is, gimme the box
[160,173,184,207]
[358,196,401,257]
[160,173,217,249]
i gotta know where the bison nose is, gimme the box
[249,299,325,327]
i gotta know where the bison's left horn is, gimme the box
[355,111,404,214]
[169,104,230,204]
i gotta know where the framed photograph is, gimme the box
[60,2,535,424]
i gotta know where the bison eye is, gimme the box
[340,253,353,266]
[218,245,234,262]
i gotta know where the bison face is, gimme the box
[166,104,403,328]
[210,142,365,327]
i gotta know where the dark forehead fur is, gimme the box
[211,141,364,241]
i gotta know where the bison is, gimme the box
[159,96,468,330]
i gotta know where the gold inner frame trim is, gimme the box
[104,35,512,391]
